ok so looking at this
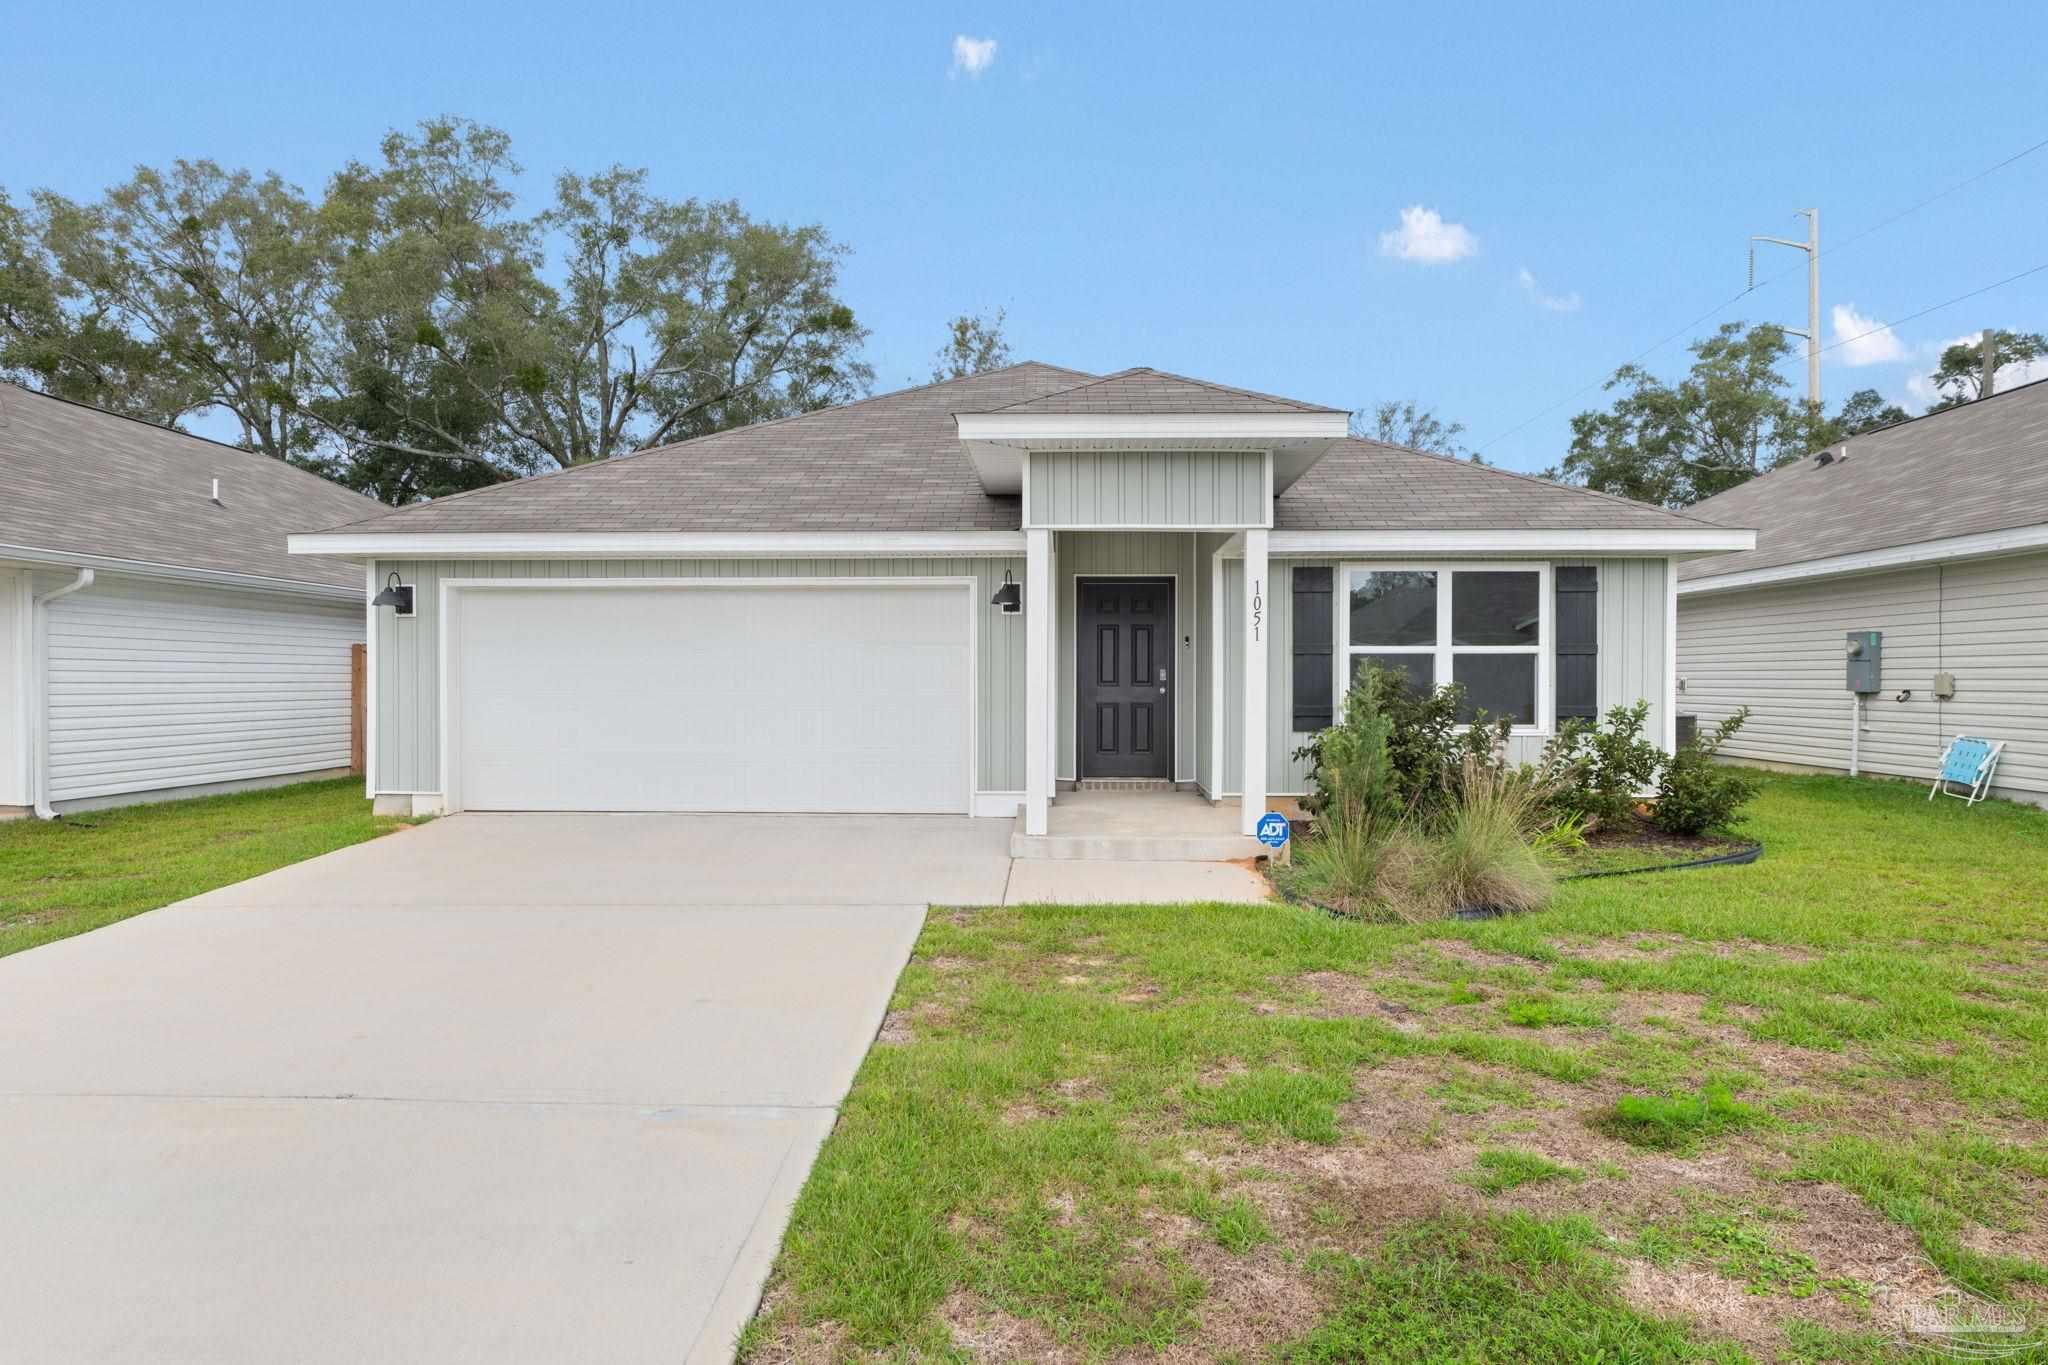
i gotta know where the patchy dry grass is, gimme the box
[740,774,2048,1362]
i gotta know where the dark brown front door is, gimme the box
[1077,578,1174,780]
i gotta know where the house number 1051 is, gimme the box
[1250,579,1263,642]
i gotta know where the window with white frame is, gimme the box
[1338,564,1549,728]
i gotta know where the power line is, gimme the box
[1473,132,2048,455]
[1812,260,2048,361]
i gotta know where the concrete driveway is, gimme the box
[0,813,1015,1365]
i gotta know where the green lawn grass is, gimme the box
[743,773,2048,1363]
[0,778,400,958]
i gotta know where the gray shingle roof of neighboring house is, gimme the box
[0,383,382,590]
[313,361,1715,537]
[968,366,1345,416]
[1678,377,2048,581]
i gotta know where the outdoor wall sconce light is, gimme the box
[371,571,416,617]
[989,570,1022,614]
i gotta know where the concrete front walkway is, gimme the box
[0,811,1264,1364]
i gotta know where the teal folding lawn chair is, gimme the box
[1928,736,2005,806]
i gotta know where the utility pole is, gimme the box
[1980,331,1998,398]
[1749,208,1821,409]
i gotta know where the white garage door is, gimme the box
[451,582,973,814]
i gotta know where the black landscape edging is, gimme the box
[1270,840,1764,921]
[1561,841,1763,881]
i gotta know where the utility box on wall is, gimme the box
[1845,630,1882,693]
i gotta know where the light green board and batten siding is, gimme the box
[1025,450,1269,528]
[368,557,1026,795]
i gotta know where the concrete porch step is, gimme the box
[1014,790,1264,862]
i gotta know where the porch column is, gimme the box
[1241,528,1268,835]
[1024,527,1052,835]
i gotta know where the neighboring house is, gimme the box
[288,364,1753,835]
[1677,378,2048,807]
[1,385,377,817]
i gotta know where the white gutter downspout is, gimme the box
[30,568,93,818]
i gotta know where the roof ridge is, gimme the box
[318,360,1098,532]
[1131,367,1342,413]
[0,381,381,510]
[1340,437,1730,528]
[969,367,1146,413]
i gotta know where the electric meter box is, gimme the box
[1845,630,1882,693]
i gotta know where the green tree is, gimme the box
[0,118,875,498]
[1927,329,2047,409]
[1833,387,1909,436]
[2,168,328,452]
[1555,323,1826,506]
[930,308,1010,382]
[1352,399,1481,462]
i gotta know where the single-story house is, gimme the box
[1677,377,2048,807]
[1,385,376,817]
[288,364,1755,837]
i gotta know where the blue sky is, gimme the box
[5,0,2044,472]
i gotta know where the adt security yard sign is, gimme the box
[1255,812,1291,849]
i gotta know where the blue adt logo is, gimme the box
[1255,812,1291,849]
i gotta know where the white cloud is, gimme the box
[1377,206,1478,265]
[951,34,997,77]
[1829,303,1904,366]
[1516,266,1581,312]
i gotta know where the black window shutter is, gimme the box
[1291,566,1334,731]
[1554,566,1598,722]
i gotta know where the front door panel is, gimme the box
[1077,579,1174,780]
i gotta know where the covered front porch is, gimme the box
[1017,524,1279,842]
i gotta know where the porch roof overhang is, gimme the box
[952,411,1350,495]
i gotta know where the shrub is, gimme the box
[1539,701,1663,828]
[1297,666,1513,819]
[1377,757,1560,920]
[1653,708,1760,836]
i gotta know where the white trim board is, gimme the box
[956,412,1346,443]
[1676,523,2048,596]
[434,576,980,817]
[1267,528,1753,556]
[0,541,359,601]
[293,531,1030,561]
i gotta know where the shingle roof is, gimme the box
[315,361,1711,538]
[317,363,1094,535]
[1274,439,1729,532]
[971,367,1344,416]
[1677,378,2048,581]
[0,383,381,590]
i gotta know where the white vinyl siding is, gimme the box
[43,575,361,803]
[371,557,1026,796]
[1677,551,2048,804]
[0,569,27,805]
[1026,451,1269,528]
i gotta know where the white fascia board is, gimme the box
[1261,528,1756,557]
[1676,522,2048,596]
[288,530,1032,561]
[954,411,1348,444]
[0,541,360,601]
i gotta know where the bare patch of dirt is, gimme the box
[874,1001,949,1045]
[1151,1243,1325,1364]
[1552,933,1693,962]
[941,1290,1080,1363]
[927,955,977,973]
[1417,941,1546,975]
[1054,1075,1107,1104]
[1001,1100,1057,1125]
[1195,1058,1249,1087]
[1283,971,1427,1031]
[736,1283,850,1365]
